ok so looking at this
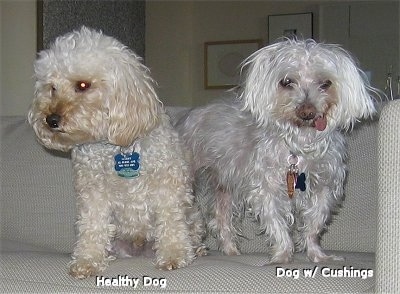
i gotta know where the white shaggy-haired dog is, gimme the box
[176,39,378,264]
[28,26,205,278]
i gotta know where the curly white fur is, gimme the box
[28,26,205,279]
[176,39,378,263]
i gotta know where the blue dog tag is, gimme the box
[114,152,140,179]
[295,173,306,191]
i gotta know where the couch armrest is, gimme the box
[376,100,400,292]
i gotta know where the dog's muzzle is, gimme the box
[295,103,327,131]
[296,103,317,121]
[46,113,61,129]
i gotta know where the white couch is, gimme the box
[1,101,399,293]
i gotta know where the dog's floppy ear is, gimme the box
[239,42,285,126]
[107,49,162,147]
[331,46,378,129]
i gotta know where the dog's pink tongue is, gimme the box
[314,116,327,131]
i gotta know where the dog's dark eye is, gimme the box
[76,81,91,92]
[50,85,56,96]
[279,78,295,88]
[319,80,332,91]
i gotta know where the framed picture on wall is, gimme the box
[204,39,263,89]
[268,12,313,43]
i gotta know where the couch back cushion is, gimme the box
[1,116,76,253]
[0,111,378,254]
[321,120,378,253]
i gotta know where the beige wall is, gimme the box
[147,1,399,107]
[1,0,36,116]
[319,2,399,99]
[146,1,320,107]
[1,1,399,115]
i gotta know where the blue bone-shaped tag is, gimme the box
[295,173,306,191]
[114,152,140,179]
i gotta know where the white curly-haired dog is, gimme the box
[176,39,378,264]
[28,26,205,278]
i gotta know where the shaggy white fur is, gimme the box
[28,26,205,279]
[176,39,379,264]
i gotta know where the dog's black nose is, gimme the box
[46,113,61,128]
[296,103,317,121]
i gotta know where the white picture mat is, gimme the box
[205,41,261,89]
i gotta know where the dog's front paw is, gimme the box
[156,259,183,271]
[223,244,241,256]
[69,259,104,279]
[219,239,240,256]
[156,248,195,271]
[195,244,209,257]
[268,251,293,264]
[307,249,345,263]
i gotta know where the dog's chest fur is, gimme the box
[71,137,153,195]
[70,116,190,236]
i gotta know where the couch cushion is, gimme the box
[1,116,76,253]
[321,121,378,253]
[0,250,374,293]
[376,99,400,292]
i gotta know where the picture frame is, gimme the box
[268,12,313,43]
[204,39,263,89]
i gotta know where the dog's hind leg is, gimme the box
[196,168,240,255]
[186,205,208,257]
[213,186,240,255]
